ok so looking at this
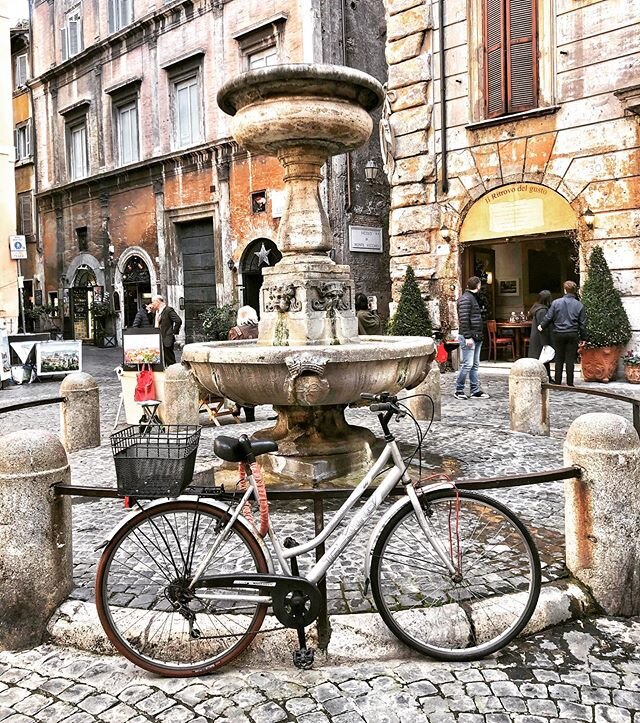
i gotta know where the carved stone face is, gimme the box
[293,375,331,405]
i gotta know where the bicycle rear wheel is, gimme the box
[371,490,541,661]
[95,500,268,676]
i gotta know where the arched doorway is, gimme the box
[71,266,97,341]
[240,238,282,315]
[459,183,579,358]
[121,255,152,327]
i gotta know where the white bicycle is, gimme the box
[96,392,541,677]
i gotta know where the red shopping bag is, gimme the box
[134,364,156,402]
[435,342,448,364]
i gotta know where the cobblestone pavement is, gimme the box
[1,347,640,720]
[1,616,639,722]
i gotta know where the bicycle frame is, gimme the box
[189,433,459,599]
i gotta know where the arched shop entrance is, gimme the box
[459,183,579,359]
[122,255,152,327]
[240,238,282,315]
[71,266,98,341]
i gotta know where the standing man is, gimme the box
[454,276,491,400]
[538,280,586,386]
[150,294,182,366]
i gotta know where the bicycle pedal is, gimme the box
[293,647,315,670]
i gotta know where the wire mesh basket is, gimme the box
[111,425,202,498]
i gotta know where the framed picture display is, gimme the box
[123,328,164,371]
[36,340,82,377]
[498,278,520,296]
[0,330,10,381]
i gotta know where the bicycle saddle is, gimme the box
[214,435,278,462]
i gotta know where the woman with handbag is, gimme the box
[528,290,553,382]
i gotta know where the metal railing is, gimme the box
[54,463,581,650]
[0,397,65,415]
[543,382,640,435]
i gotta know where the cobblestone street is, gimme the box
[1,347,640,721]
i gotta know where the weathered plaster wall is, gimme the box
[383,0,640,345]
[1,6,18,330]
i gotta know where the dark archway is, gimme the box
[240,238,282,316]
[122,255,151,327]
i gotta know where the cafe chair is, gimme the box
[487,320,515,361]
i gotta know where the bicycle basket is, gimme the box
[110,425,202,498]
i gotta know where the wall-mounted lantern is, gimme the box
[364,159,379,183]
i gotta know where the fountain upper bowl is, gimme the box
[217,64,385,156]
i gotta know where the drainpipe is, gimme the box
[439,0,448,194]
[341,0,352,213]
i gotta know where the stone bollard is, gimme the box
[163,363,200,425]
[564,413,640,616]
[406,364,441,421]
[0,430,72,650]
[509,358,549,436]
[60,372,101,453]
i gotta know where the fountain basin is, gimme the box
[182,336,434,408]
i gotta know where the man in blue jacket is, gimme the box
[539,280,586,386]
[454,276,490,400]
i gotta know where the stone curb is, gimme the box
[46,580,594,670]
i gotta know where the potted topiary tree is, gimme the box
[388,266,438,420]
[580,245,631,382]
[388,266,432,336]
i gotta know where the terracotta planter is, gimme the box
[624,364,640,384]
[580,345,622,383]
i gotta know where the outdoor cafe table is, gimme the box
[495,321,531,360]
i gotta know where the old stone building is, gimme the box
[383,0,640,349]
[0,9,19,332]
[30,0,389,344]
[11,20,41,329]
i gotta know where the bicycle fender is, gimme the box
[96,496,274,572]
[363,482,456,587]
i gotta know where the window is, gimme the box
[14,53,28,88]
[248,46,278,70]
[76,227,88,251]
[172,73,202,148]
[108,0,133,33]
[14,120,32,162]
[17,193,33,237]
[68,121,88,179]
[61,9,83,61]
[251,191,267,213]
[483,0,537,118]
[234,14,286,71]
[115,100,139,164]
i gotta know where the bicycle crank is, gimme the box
[198,573,322,628]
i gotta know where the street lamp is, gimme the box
[364,159,379,183]
[583,208,595,228]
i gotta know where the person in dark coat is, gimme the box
[527,290,553,382]
[539,280,587,386]
[150,294,182,366]
[131,303,152,328]
[454,276,490,400]
[355,293,382,335]
[228,306,259,422]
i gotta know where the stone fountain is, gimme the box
[182,64,434,482]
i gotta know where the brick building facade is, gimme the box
[30,0,390,344]
[383,0,640,349]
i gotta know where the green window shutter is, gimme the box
[506,0,537,112]
[484,0,506,118]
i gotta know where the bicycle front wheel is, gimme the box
[371,490,541,661]
[95,500,269,676]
